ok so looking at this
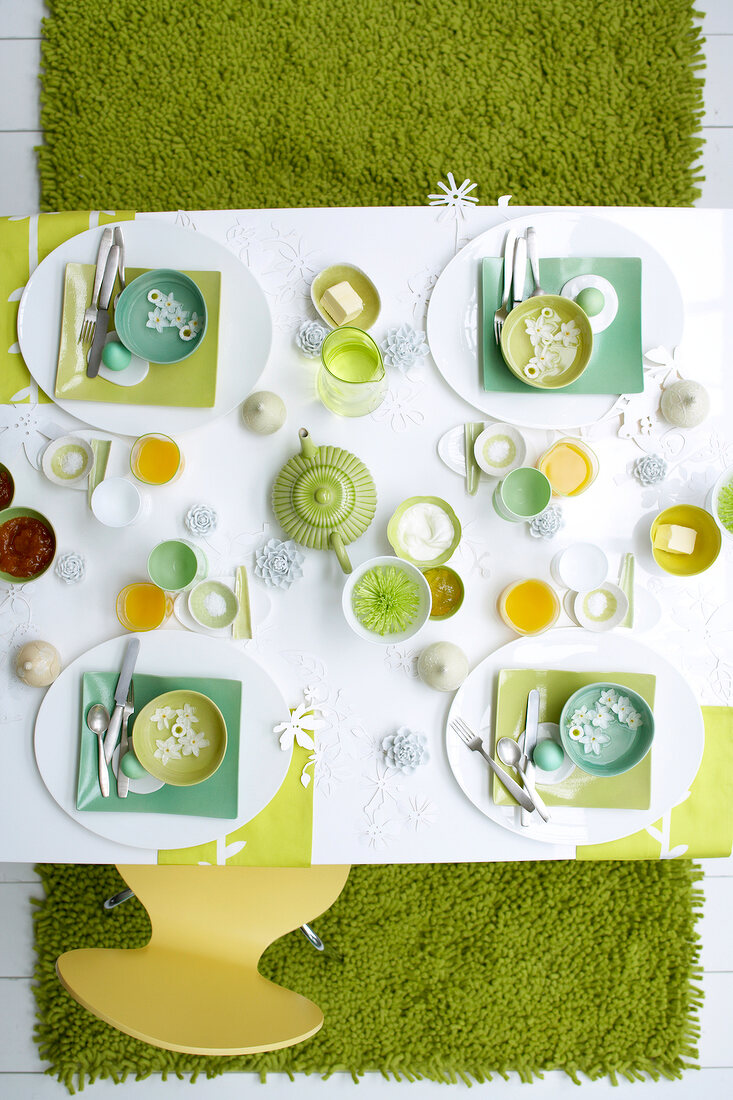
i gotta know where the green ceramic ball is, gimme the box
[121,752,149,779]
[532,739,565,772]
[575,287,604,318]
[102,340,132,371]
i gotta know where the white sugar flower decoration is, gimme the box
[584,730,611,756]
[146,308,170,331]
[598,689,618,708]
[274,702,325,752]
[612,696,633,723]
[154,737,182,765]
[591,706,612,730]
[180,730,210,757]
[151,706,174,731]
[427,173,478,221]
[559,320,580,347]
[147,288,164,305]
[626,711,643,731]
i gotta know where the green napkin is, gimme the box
[578,706,733,859]
[78,671,241,817]
[481,257,642,395]
[493,668,655,809]
[55,264,220,407]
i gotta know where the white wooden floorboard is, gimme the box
[702,35,733,127]
[0,864,38,884]
[0,132,41,214]
[0,884,37,977]
[0,39,40,130]
[0,0,45,37]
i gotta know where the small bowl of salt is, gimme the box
[188,579,239,630]
[573,582,629,633]
[473,423,526,478]
[41,435,94,487]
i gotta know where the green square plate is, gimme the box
[481,257,642,395]
[492,668,655,809]
[55,264,220,406]
[77,672,241,817]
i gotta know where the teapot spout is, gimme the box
[298,428,317,461]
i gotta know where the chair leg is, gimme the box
[103,887,135,910]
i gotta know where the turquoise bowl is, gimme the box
[114,269,207,364]
[559,682,654,777]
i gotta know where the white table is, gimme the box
[0,204,731,865]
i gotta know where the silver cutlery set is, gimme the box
[451,689,552,824]
[79,225,126,378]
[85,638,139,799]
[492,224,542,344]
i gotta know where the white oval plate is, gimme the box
[34,632,291,851]
[427,212,683,429]
[445,628,703,846]
[18,220,272,437]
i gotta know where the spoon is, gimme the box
[496,737,550,823]
[86,703,110,798]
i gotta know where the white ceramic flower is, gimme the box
[146,308,170,332]
[626,711,644,731]
[180,729,210,757]
[584,730,611,756]
[147,288,164,305]
[154,736,182,765]
[591,706,612,730]
[558,320,580,347]
[611,695,633,723]
[598,689,618,708]
[151,706,174,731]
[273,702,325,752]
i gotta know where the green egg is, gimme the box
[102,340,132,371]
[532,739,565,772]
[575,287,604,318]
[121,752,149,779]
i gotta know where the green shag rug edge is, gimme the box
[32,862,704,1094]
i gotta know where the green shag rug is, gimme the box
[38,0,705,211]
[33,861,703,1092]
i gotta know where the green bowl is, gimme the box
[0,463,14,509]
[114,268,207,364]
[0,506,56,583]
[650,504,722,577]
[559,682,654,777]
[387,496,461,568]
[500,294,593,390]
[132,689,227,786]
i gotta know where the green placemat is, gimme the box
[78,672,241,818]
[32,860,703,1091]
[38,2,704,211]
[482,257,642,394]
[493,669,655,809]
[56,265,220,407]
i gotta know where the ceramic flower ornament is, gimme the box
[383,325,430,375]
[633,454,668,486]
[255,538,304,589]
[184,503,218,537]
[381,727,430,774]
[295,319,329,358]
[55,552,85,584]
[274,702,325,752]
[529,504,564,540]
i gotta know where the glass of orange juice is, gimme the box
[537,438,598,497]
[130,433,184,486]
[498,578,560,636]
[116,582,173,632]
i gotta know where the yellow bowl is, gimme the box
[500,294,593,390]
[650,505,721,577]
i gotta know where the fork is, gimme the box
[450,717,536,812]
[79,227,114,345]
[492,226,517,345]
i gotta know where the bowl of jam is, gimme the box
[0,507,56,583]
[0,464,14,510]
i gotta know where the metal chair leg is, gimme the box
[103,887,135,910]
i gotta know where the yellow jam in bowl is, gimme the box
[130,433,183,486]
[498,579,560,636]
[538,438,598,497]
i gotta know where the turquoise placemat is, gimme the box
[78,672,241,817]
[481,257,642,395]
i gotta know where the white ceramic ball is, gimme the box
[660,380,710,428]
[15,641,61,686]
[417,642,469,692]
[242,391,286,434]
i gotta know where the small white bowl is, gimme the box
[41,435,94,487]
[91,477,145,527]
[574,582,629,632]
[342,555,431,645]
[473,423,527,477]
[551,542,608,590]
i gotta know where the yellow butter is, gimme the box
[654,523,697,555]
[321,281,363,326]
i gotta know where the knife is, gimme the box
[519,688,541,828]
[498,226,518,318]
[103,637,140,763]
[83,227,114,336]
[113,226,126,304]
[117,680,134,799]
[512,235,527,308]
[86,243,120,378]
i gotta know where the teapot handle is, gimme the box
[329,532,352,574]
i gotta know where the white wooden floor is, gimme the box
[0,1,731,1096]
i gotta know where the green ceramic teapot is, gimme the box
[272,429,377,574]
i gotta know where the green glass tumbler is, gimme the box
[317,327,387,417]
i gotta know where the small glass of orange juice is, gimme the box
[116,582,173,632]
[498,578,560,636]
[130,433,184,486]
[537,438,598,497]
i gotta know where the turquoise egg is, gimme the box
[102,340,132,371]
[121,752,149,779]
[575,287,604,318]
[532,739,565,772]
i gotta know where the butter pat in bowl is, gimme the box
[650,505,721,577]
[311,264,381,330]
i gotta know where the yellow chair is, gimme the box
[56,863,350,1055]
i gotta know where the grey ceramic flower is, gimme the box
[295,320,329,359]
[529,504,564,540]
[383,324,430,374]
[633,453,668,486]
[55,552,85,584]
[381,726,429,773]
[255,538,304,589]
[185,503,218,537]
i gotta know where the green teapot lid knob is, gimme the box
[315,488,332,505]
